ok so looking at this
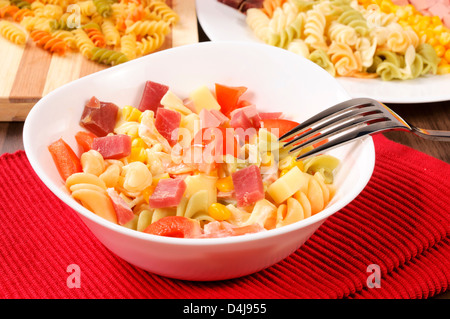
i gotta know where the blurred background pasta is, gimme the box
[0,0,179,66]
[246,0,450,80]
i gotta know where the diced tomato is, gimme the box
[144,216,202,238]
[192,127,239,160]
[261,119,328,148]
[75,131,97,154]
[260,119,300,138]
[236,99,252,109]
[48,138,82,181]
[215,83,247,117]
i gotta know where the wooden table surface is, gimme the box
[0,20,448,299]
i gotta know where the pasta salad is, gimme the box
[48,81,340,238]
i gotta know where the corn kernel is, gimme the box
[122,105,142,122]
[435,45,446,57]
[295,160,304,172]
[428,37,438,46]
[142,185,156,203]
[131,137,147,149]
[208,203,231,221]
[395,7,407,19]
[445,50,450,63]
[279,156,304,173]
[437,64,450,74]
[152,173,170,186]
[417,20,429,31]
[440,32,450,46]
[431,15,442,26]
[128,147,147,163]
[216,176,234,192]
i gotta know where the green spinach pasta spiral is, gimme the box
[90,47,128,65]
[92,0,114,18]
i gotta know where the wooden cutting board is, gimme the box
[0,0,198,121]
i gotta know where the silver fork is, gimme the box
[279,97,450,160]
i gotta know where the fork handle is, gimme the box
[411,126,450,141]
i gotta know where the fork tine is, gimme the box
[279,97,376,141]
[288,113,388,153]
[295,121,403,161]
[282,105,382,147]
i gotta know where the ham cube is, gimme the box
[443,15,450,28]
[79,96,118,137]
[232,165,264,207]
[218,0,244,9]
[107,188,134,225]
[230,110,258,143]
[148,178,187,208]
[210,109,229,125]
[199,109,221,129]
[240,0,264,11]
[92,134,132,159]
[230,109,254,130]
[138,81,169,113]
[428,2,450,19]
[155,108,181,146]
[410,0,437,10]
[230,105,261,129]
[392,0,411,5]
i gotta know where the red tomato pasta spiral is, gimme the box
[30,29,67,55]
[84,27,106,48]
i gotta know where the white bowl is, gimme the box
[23,41,375,281]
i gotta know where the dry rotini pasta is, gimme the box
[90,46,128,65]
[136,32,165,56]
[120,32,136,59]
[31,29,67,54]
[0,19,26,44]
[73,27,95,57]
[0,0,179,66]
[147,0,179,25]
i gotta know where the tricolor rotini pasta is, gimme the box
[0,19,26,44]
[242,0,444,80]
[0,0,180,64]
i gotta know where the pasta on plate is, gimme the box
[244,0,446,80]
[48,81,341,239]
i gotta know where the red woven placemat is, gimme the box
[0,134,449,299]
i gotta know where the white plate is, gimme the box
[196,0,450,104]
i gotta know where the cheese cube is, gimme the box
[189,85,221,113]
[267,166,310,204]
[161,90,192,115]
